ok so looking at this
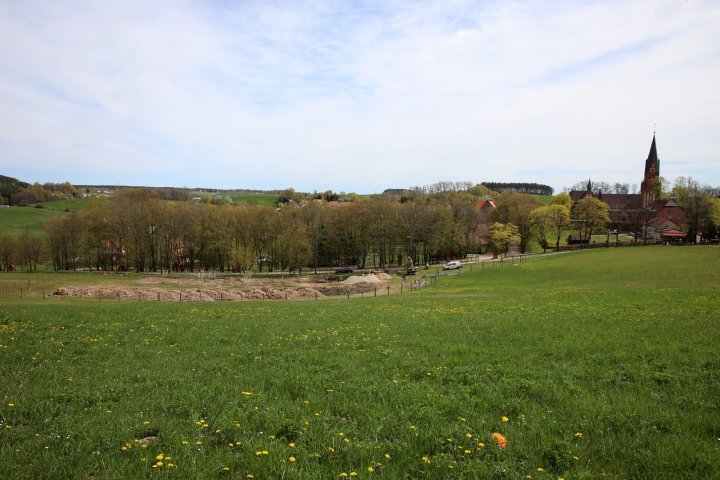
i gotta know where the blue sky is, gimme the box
[1,0,719,193]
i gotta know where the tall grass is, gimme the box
[0,247,718,479]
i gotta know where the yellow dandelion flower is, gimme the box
[537,467,544,472]
[262,450,268,455]
[340,473,348,478]
[289,456,296,462]
[167,463,174,468]
[477,442,485,447]
[501,416,509,422]
[156,454,164,460]
[367,466,374,473]
[8,403,15,408]
[246,475,254,479]
[242,391,253,396]
[575,432,583,438]
[350,472,358,477]
[141,444,148,449]
[384,453,391,459]
[328,447,335,452]
[156,461,164,467]
[181,440,189,445]
[196,441,203,445]
[289,442,296,447]
[121,446,128,451]
[465,433,473,438]
[223,467,230,471]
[409,425,417,429]
[422,456,430,464]
[573,456,580,460]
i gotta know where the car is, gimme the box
[335,267,353,274]
[443,260,463,270]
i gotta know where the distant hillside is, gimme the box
[0,175,30,203]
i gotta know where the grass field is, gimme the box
[0,247,719,479]
[0,206,66,237]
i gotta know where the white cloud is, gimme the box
[0,0,718,192]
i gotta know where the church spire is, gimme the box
[645,134,659,175]
[641,133,660,208]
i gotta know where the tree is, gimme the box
[673,176,713,243]
[550,192,573,209]
[491,192,542,253]
[490,222,519,257]
[0,235,17,270]
[571,197,610,246]
[530,204,570,252]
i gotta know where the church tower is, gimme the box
[640,134,660,207]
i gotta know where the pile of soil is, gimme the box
[52,283,385,302]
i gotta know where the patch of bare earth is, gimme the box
[53,274,389,302]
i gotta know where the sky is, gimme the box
[1,0,719,194]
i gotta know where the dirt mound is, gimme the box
[342,274,384,285]
[374,272,392,280]
[53,285,329,302]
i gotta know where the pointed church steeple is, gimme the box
[645,134,659,176]
[641,133,660,207]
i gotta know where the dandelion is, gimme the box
[167,463,174,468]
[328,447,335,452]
[477,442,485,447]
[367,466,374,473]
[181,440,189,445]
[464,449,471,454]
[242,391,253,396]
[501,416,509,422]
[350,472,358,477]
[156,454,165,460]
[246,475,254,479]
[196,441,203,445]
[340,473,348,477]
[289,456,296,462]
[536,467,544,472]
[465,433,473,438]
[575,432,583,438]
[422,456,430,464]
[223,467,230,471]
[384,453,391,459]
[289,442,296,448]
[156,461,164,467]
[492,432,508,448]
[8,403,15,408]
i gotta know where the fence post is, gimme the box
[374,288,377,297]
[387,285,390,296]
[400,284,403,295]
[346,290,350,300]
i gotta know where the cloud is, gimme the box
[0,0,718,192]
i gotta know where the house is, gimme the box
[569,135,688,241]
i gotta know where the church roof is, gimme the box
[646,134,659,172]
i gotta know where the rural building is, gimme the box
[569,135,688,241]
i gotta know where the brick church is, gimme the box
[569,135,688,242]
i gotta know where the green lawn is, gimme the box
[227,193,279,207]
[0,206,66,237]
[0,247,718,479]
[30,197,95,212]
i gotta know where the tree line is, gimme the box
[1,178,718,273]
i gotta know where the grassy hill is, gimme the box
[0,206,67,236]
[0,247,718,479]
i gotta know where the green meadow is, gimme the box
[0,206,67,236]
[0,247,719,479]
